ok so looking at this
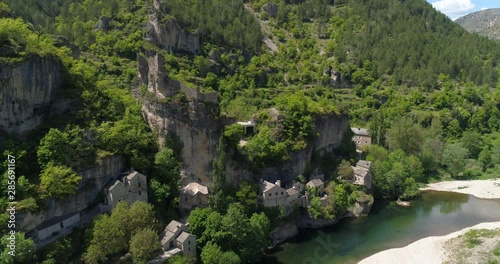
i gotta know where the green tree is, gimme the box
[83,201,158,263]
[386,117,424,155]
[442,143,469,178]
[223,123,244,147]
[461,130,483,159]
[337,160,354,181]
[130,228,161,263]
[151,147,180,207]
[37,126,93,169]
[42,238,73,264]
[201,242,241,264]
[209,137,227,213]
[235,181,257,213]
[187,207,212,240]
[0,232,35,264]
[39,163,81,199]
[334,184,349,216]
[167,255,195,264]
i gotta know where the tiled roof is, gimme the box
[351,127,370,136]
[182,183,208,196]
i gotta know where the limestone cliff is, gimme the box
[226,114,350,187]
[19,155,123,232]
[145,0,201,54]
[0,55,62,134]
[133,52,220,186]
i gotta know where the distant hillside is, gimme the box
[456,9,500,40]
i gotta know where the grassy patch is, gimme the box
[463,229,500,248]
[493,243,500,257]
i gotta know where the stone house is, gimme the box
[103,171,148,208]
[259,179,307,216]
[160,220,196,258]
[352,160,373,190]
[258,179,287,207]
[306,179,325,195]
[179,182,209,210]
[35,212,80,241]
[351,127,371,151]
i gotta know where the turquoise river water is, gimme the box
[264,191,500,264]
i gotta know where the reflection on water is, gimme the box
[438,192,469,214]
[266,191,500,264]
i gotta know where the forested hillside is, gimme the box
[1,0,500,263]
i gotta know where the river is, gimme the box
[264,191,500,264]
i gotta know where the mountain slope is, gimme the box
[456,8,500,40]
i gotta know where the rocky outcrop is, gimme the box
[230,114,350,186]
[19,155,124,232]
[145,1,201,54]
[0,55,62,134]
[323,66,353,88]
[270,199,374,247]
[299,216,339,229]
[133,52,220,186]
[271,222,298,246]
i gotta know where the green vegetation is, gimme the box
[129,228,162,263]
[209,137,228,213]
[188,204,271,263]
[2,0,500,262]
[39,163,81,199]
[0,232,36,263]
[463,229,500,248]
[83,201,159,263]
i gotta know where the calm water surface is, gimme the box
[265,191,500,264]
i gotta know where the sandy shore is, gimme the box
[419,178,500,199]
[358,221,500,264]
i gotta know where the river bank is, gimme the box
[358,221,500,264]
[420,178,500,199]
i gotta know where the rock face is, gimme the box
[228,114,350,186]
[271,222,298,246]
[19,155,124,232]
[270,199,374,246]
[145,1,201,54]
[133,52,220,186]
[456,8,500,40]
[0,55,62,134]
[323,66,353,88]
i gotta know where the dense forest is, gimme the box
[1,0,500,263]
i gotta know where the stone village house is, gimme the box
[150,220,197,263]
[258,179,307,215]
[103,171,148,209]
[352,160,373,190]
[179,182,209,211]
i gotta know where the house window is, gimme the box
[138,182,141,188]
[188,241,190,245]
[60,222,64,229]
[281,192,283,195]
[269,193,272,197]
[275,192,278,196]
[139,191,141,196]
